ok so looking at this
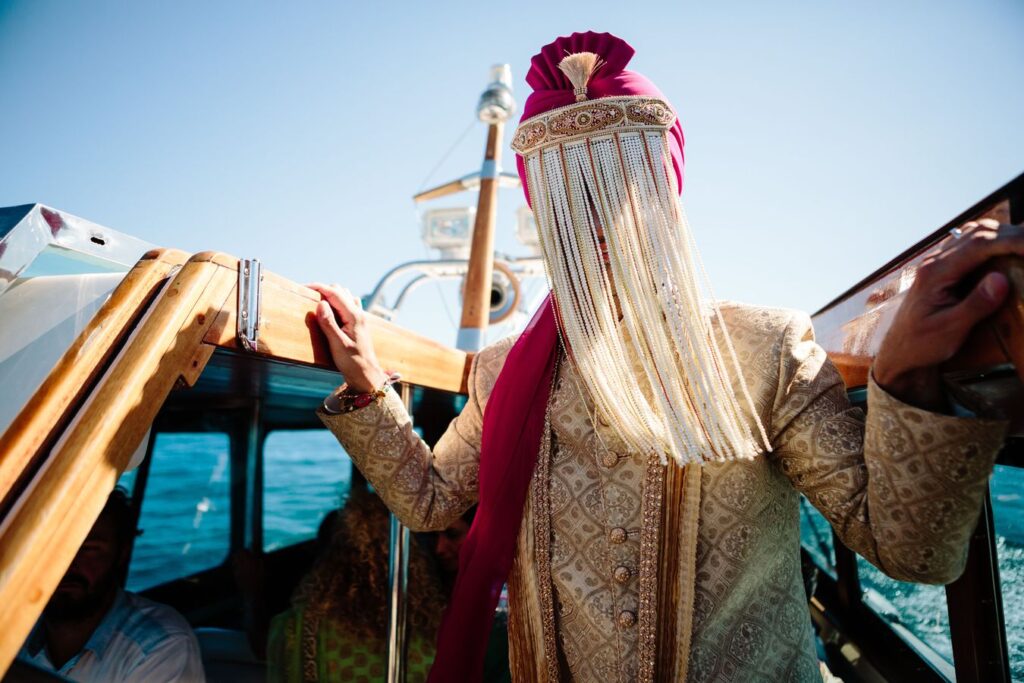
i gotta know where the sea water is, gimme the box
[802,463,1024,680]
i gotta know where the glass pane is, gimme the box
[21,243,131,278]
[799,496,836,577]
[991,464,1024,681]
[0,271,123,436]
[856,556,953,667]
[127,432,231,591]
[263,429,353,552]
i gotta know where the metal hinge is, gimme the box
[237,258,262,352]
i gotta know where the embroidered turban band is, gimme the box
[511,96,676,156]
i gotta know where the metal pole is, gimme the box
[386,384,413,683]
[456,64,516,352]
[243,399,263,552]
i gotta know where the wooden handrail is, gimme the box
[195,252,472,394]
[0,248,189,508]
[815,174,1022,317]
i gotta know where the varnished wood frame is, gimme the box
[199,254,471,393]
[817,253,1024,390]
[0,252,235,672]
[0,251,472,674]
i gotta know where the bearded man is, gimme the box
[309,31,1019,683]
[17,490,204,682]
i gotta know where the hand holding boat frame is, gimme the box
[308,282,388,393]
[873,218,1024,411]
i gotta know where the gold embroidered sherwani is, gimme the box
[319,304,1005,683]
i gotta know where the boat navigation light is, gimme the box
[477,64,515,124]
[421,206,476,259]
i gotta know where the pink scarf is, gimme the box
[428,295,558,681]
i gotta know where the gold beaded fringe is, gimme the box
[524,129,771,466]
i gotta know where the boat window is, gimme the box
[126,432,231,591]
[263,429,353,552]
[991,463,1024,681]
[799,496,836,577]
[856,555,953,670]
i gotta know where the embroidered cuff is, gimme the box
[866,372,1006,473]
[867,372,1006,427]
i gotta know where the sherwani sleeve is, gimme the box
[770,311,1007,584]
[316,348,496,532]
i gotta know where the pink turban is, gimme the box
[515,30,686,204]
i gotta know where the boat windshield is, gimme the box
[0,205,154,437]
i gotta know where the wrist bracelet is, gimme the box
[322,372,401,415]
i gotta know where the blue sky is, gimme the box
[2,0,1021,345]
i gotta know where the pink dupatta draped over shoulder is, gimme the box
[427,295,558,682]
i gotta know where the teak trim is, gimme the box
[0,251,473,674]
[196,252,472,394]
[0,254,234,673]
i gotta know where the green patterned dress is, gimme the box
[266,605,434,682]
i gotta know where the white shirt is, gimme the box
[18,589,205,682]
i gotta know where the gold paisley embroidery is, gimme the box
[547,102,624,138]
[511,96,676,154]
[513,121,547,153]
[625,100,674,126]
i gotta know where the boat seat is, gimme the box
[194,627,265,683]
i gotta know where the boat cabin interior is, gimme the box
[0,173,1022,682]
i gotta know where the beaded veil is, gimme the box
[513,59,771,465]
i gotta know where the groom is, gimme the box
[311,31,1018,683]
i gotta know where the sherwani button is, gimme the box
[600,452,619,468]
[613,566,631,584]
[609,527,627,544]
[617,610,637,628]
